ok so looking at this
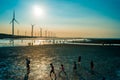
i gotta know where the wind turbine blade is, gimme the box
[10,21,12,24]
[9,19,13,24]
[13,10,15,18]
[15,19,19,24]
[31,24,35,26]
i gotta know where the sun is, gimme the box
[33,5,45,17]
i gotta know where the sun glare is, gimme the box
[33,5,45,17]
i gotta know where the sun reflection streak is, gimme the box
[29,53,53,79]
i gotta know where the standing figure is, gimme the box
[73,61,77,71]
[90,60,94,74]
[26,58,30,74]
[59,64,67,76]
[50,63,56,80]
[78,56,82,70]
[78,56,81,64]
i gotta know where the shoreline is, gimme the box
[0,43,120,48]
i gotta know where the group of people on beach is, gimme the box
[50,63,67,80]
[49,56,96,80]
[25,56,105,80]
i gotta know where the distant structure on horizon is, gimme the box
[31,24,35,37]
[40,27,42,37]
[45,30,47,38]
[25,31,27,36]
[10,10,19,36]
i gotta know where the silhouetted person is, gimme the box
[90,60,94,74]
[59,64,67,76]
[78,56,81,64]
[50,63,56,80]
[26,58,30,74]
[73,61,77,71]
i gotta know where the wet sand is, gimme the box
[0,44,120,80]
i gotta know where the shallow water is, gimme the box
[0,45,120,80]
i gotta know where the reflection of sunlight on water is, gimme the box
[33,40,41,45]
[28,52,53,79]
[0,38,75,47]
[0,39,54,47]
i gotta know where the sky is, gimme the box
[0,0,120,38]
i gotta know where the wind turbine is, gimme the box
[25,31,27,36]
[31,24,35,37]
[40,27,42,37]
[45,30,47,38]
[10,10,19,36]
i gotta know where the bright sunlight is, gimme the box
[33,5,45,17]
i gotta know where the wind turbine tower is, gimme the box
[40,27,42,37]
[10,10,19,36]
[25,31,27,36]
[31,24,35,37]
[45,30,47,38]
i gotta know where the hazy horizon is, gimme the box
[0,0,120,38]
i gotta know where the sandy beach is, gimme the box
[0,44,120,80]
